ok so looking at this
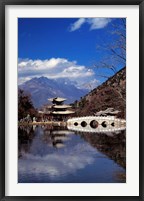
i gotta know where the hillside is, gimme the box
[74,67,126,119]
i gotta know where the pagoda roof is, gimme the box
[52,110,75,115]
[48,97,66,102]
[53,105,72,109]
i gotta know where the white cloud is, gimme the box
[69,18,111,32]
[69,18,86,32]
[18,58,98,89]
[87,18,111,30]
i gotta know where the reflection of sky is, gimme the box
[18,127,125,183]
[19,140,98,179]
[19,127,96,181]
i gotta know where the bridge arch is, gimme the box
[81,121,87,127]
[67,116,126,133]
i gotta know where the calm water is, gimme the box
[18,125,126,183]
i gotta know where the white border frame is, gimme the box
[5,5,139,196]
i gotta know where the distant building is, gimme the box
[39,97,75,121]
[94,108,120,116]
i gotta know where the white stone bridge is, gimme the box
[67,116,126,133]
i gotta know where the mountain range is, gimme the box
[18,77,88,108]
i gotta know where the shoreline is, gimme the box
[18,121,67,127]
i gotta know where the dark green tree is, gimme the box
[18,89,37,120]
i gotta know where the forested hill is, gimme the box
[73,67,126,119]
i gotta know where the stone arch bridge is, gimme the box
[67,116,126,133]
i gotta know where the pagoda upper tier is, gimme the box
[48,97,66,105]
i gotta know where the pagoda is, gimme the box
[47,97,75,121]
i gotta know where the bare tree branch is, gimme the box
[93,18,126,77]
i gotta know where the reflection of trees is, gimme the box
[78,130,126,169]
[18,126,35,158]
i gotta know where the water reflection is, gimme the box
[18,125,126,183]
[18,126,35,158]
[77,130,126,169]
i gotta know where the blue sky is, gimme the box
[18,18,126,89]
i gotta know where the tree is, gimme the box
[18,89,37,120]
[92,19,126,102]
[94,18,126,78]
